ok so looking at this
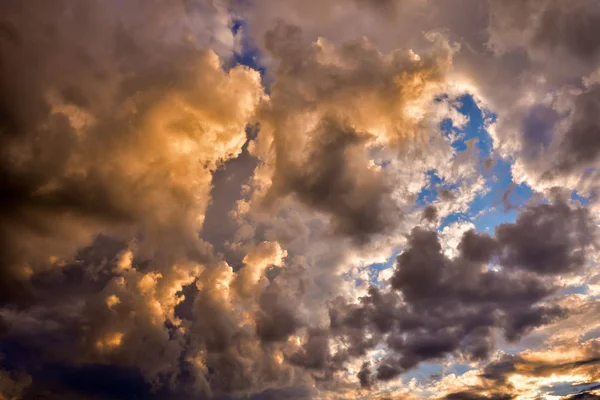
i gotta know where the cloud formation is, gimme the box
[1,1,600,399]
[327,195,595,386]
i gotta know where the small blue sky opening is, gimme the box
[229,18,267,83]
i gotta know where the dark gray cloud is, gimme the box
[255,283,302,343]
[321,196,596,384]
[264,117,401,242]
[531,0,600,63]
[458,230,497,264]
[552,85,600,175]
[357,362,374,389]
[489,0,600,63]
[422,205,439,222]
[327,231,555,383]
[438,189,457,202]
[495,193,597,274]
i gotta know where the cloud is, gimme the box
[0,365,31,400]
[495,191,598,274]
[443,392,513,400]
[563,393,600,400]
[482,339,600,385]
[422,205,439,223]
[233,241,287,298]
[550,85,600,176]
[488,0,600,63]
[248,23,456,241]
[476,340,600,399]
[322,196,597,386]
[2,1,600,399]
[0,0,264,307]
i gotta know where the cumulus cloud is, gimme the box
[247,23,456,241]
[549,84,600,177]
[0,0,265,309]
[2,1,600,399]
[319,197,597,387]
[495,192,598,274]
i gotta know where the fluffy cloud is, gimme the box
[247,23,456,242]
[0,0,263,307]
[321,196,597,387]
[2,1,600,399]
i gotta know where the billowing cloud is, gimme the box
[495,191,598,274]
[0,0,263,307]
[1,1,600,399]
[246,22,457,242]
[320,196,597,387]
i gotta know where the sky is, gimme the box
[1,1,600,399]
